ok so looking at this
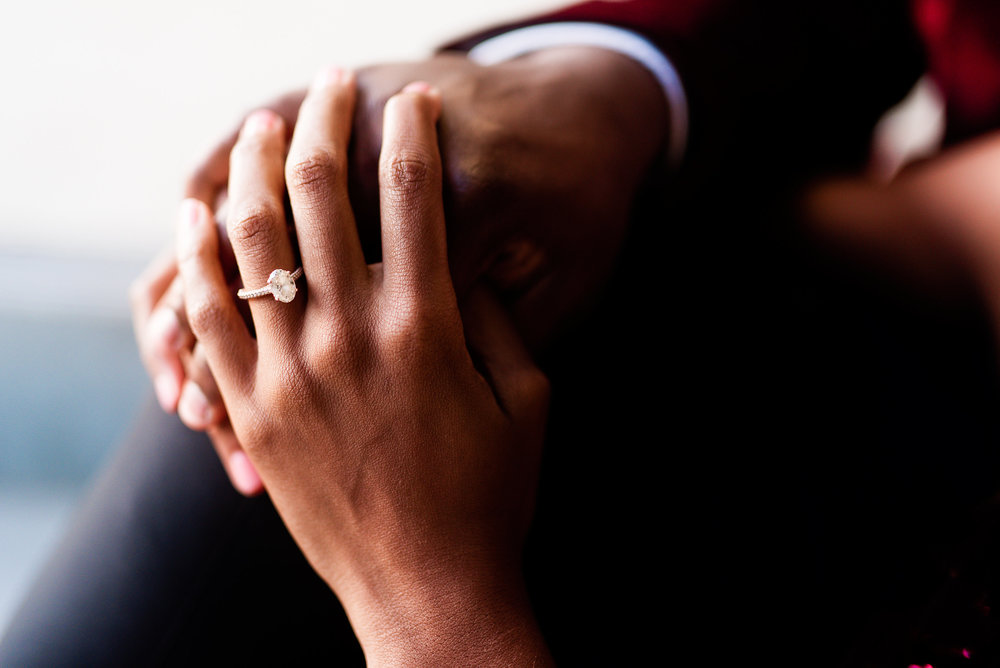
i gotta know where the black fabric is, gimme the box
[0,400,362,667]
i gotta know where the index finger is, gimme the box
[184,131,236,206]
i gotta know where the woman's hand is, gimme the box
[175,71,552,665]
[135,47,664,497]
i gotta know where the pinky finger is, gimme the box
[208,421,264,497]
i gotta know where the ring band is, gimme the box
[237,267,303,303]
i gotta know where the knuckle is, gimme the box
[383,151,437,194]
[524,368,551,404]
[378,304,438,360]
[286,149,343,194]
[240,415,276,456]
[228,203,280,248]
[255,361,310,419]
[309,317,372,376]
[185,296,226,339]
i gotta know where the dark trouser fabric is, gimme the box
[0,399,362,667]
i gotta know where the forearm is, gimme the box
[801,176,967,289]
[800,133,1000,294]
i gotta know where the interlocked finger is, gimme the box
[228,109,303,350]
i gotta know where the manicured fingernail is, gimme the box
[180,198,202,228]
[178,381,214,427]
[313,65,343,89]
[242,109,277,136]
[402,81,435,95]
[154,373,180,412]
[228,451,262,496]
[149,307,181,351]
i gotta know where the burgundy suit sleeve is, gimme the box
[447,1,926,183]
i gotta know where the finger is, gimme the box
[177,342,225,431]
[285,68,366,307]
[176,198,255,397]
[228,109,302,347]
[144,278,194,412]
[129,246,176,334]
[208,420,264,497]
[184,130,237,207]
[460,286,550,421]
[185,87,306,208]
[378,83,450,300]
[130,251,191,412]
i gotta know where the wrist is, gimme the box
[507,46,670,165]
[335,557,551,667]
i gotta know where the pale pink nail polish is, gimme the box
[313,65,343,89]
[178,382,213,427]
[242,109,276,136]
[154,373,179,412]
[229,451,262,496]
[149,308,181,351]
[402,81,434,94]
[180,198,201,228]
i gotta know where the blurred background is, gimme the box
[0,0,564,633]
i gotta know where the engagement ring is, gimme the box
[237,267,303,303]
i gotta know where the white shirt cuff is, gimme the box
[467,21,688,168]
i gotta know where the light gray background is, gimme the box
[0,0,563,634]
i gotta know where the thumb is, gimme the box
[460,286,550,421]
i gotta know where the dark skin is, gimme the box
[177,76,554,664]
[803,129,1000,316]
[130,47,668,493]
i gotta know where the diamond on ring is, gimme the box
[237,267,303,303]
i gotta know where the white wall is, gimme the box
[0,0,563,270]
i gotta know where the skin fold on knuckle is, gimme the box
[286,148,344,198]
[185,294,227,342]
[381,149,439,204]
[228,202,281,251]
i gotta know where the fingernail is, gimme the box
[402,81,435,95]
[313,65,343,89]
[180,198,202,228]
[178,381,214,427]
[228,451,262,496]
[149,308,181,351]
[242,109,277,136]
[154,373,180,412]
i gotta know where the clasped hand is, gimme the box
[130,50,666,497]
[174,69,551,663]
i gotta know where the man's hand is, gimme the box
[132,48,667,494]
[177,74,553,665]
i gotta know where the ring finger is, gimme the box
[227,109,302,350]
